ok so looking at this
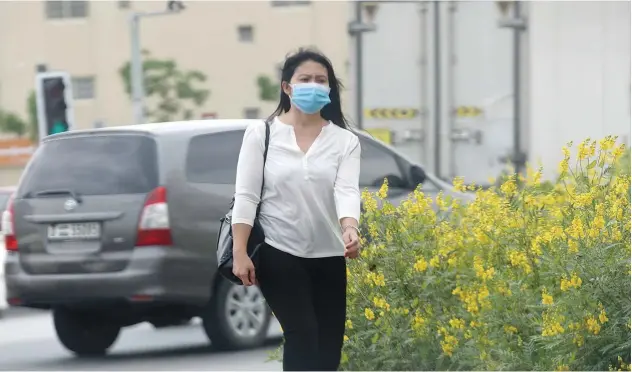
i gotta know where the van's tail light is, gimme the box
[136,186,173,247]
[2,195,17,251]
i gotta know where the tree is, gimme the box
[119,51,210,122]
[257,75,280,102]
[27,91,38,141]
[0,110,27,137]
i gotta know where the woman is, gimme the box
[231,48,361,371]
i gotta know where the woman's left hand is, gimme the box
[343,228,360,259]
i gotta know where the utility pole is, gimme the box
[432,0,442,178]
[130,1,185,124]
[497,1,527,174]
[347,2,379,130]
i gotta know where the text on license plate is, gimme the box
[47,222,101,240]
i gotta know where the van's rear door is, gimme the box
[13,132,159,275]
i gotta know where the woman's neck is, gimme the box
[282,108,326,130]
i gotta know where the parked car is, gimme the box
[3,119,469,356]
[0,186,16,318]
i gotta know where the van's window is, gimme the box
[0,193,10,210]
[359,138,406,188]
[186,130,245,184]
[19,135,158,197]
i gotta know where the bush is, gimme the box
[342,137,631,371]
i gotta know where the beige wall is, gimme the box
[0,0,351,184]
[0,1,351,124]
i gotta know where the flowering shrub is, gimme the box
[342,137,631,371]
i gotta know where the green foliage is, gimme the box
[269,138,631,371]
[339,138,630,371]
[0,110,27,137]
[257,75,280,101]
[614,147,630,176]
[27,91,38,141]
[119,51,210,123]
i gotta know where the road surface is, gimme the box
[0,309,283,370]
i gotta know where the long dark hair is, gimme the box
[267,48,350,130]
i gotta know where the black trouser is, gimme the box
[257,243,347,371]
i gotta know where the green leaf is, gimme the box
[119,50,210,122]
[371,333,379,344]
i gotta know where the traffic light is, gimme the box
[35,71,74,140]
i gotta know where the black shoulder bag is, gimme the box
[217,120,270,285]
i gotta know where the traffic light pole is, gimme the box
[129,5,184,125]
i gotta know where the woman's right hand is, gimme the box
[233,252,256,286]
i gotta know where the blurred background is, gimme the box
[0,1,630,370]
[0,0,629,184]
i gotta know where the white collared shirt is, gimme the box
[232,117,361,258]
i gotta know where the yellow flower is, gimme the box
[449,318,465,330]
[412,314,426,333]
[542,310,565,337]
[599,308,609,324]
[541,289,554,305]
[453,176,467,192]
[364,272,386,287]
[343,335,349,342]
[560,273,582,291]
[372,296,391,311]
[504,325,518,334]
[429,256,440,268]
[377,179,388,199]
[345,319,353,329]
[556,364,570,371]
[586,315,601,335]
[413,257,428,272]
[500,177,517,195]
[440,334,459,357]
[364,308,375,321]
[599,136,616,151]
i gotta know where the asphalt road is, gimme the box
[0,309,283,371]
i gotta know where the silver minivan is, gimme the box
[3,119,460,356]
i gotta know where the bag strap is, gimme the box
[255,119,271,216]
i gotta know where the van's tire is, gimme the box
[53,307,121,357]
[202,278,271,351]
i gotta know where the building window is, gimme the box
[72,76,95,100]
[237,25,254,43]
[271,1,311,6]
[243,108,260,119]
[118,0,131,9]
[45,1,89,19]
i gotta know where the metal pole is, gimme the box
[512,1,523,174]
[433,0,441,178]
[130,13,145,124]
[354,1,364,130]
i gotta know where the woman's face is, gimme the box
[282,60,329,95]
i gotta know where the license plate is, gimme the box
[47,222,101,241]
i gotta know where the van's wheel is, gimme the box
[202,279,271,351]
[53,307,121,357]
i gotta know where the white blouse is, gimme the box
[232,117,361,258]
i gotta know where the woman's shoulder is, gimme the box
[327,123,360,144]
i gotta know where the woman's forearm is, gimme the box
[232,223,253,256]
[340,217,359,231]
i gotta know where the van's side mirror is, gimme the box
[410,165,427,187]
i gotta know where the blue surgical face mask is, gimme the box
[290,82,331,114]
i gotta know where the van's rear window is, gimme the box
[19,135,159,197]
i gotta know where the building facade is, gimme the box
[0,0,351,185]
[346,1,631,184]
